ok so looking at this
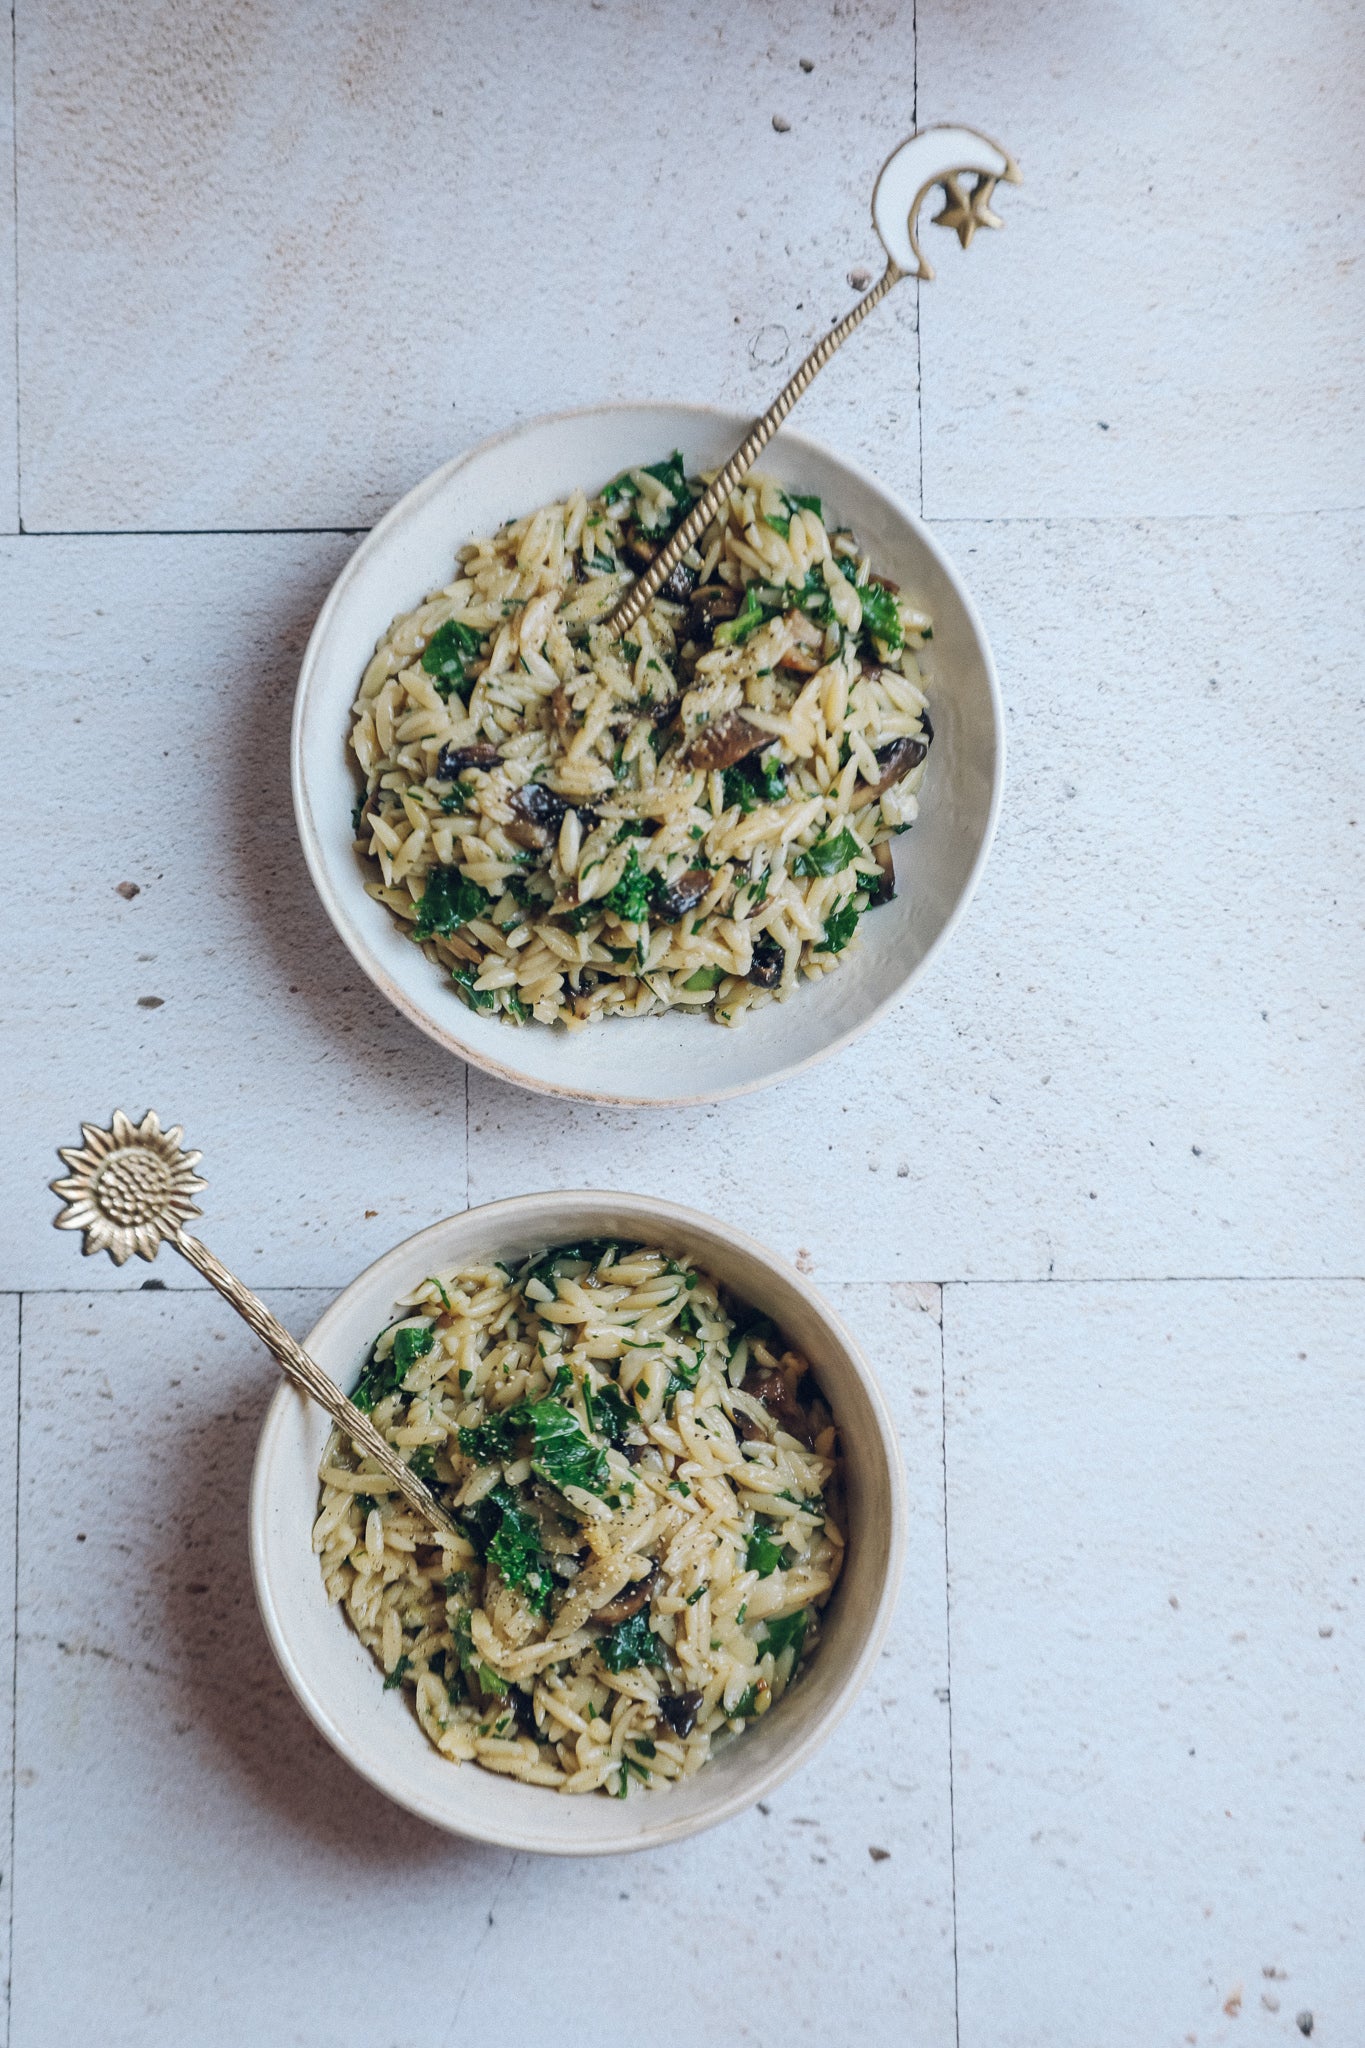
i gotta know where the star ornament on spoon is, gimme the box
[933,171,1006,249]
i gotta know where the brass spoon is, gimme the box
[604,122,1020,641]
[51,1111,460,1537]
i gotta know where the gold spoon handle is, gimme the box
[50,1110,460,1540]
[169,1227,461,1537]
[603,122,1020,642]
[604,260,902,640]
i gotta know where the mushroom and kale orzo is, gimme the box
[349,454,933,1028]
[313,1241,843,1796]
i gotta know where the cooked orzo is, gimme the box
[349,453,933,1028]
[313,1240,843,1797]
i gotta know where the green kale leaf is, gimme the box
[413,866,492,940]
[762,1609,808,1664]
[352,1322,434,1412]
[598,1609,666,1673]
[818,898,860,954]
[421,619,484,699]
[601,847,655,924]
[519,1398,609,1497]
[745,1528,783,1578]
[856,578,903,649]
[792,829,861,878]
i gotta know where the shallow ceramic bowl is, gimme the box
[292,402,1004,1103]
[250,1191,905,1856]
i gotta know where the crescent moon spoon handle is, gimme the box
[50,1111,462,1539]
[604,122,1019,641]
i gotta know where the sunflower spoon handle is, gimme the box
[51,1111,460,1538]
[604,122,1019,641]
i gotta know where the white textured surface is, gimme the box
[2,0,1362,2042]
[11,1286,952,2047]
[947,1279,1365,2045]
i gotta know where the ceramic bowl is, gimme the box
[291,402,1004,1104]
[249,1191,906,1856]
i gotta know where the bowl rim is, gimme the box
[291,398,1006,1105]
[248,1189,908,1855]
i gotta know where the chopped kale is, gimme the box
[856,578,904,649]
[413,866,492,940]
[601,847,654,924]
[451,964,497,1012]
[732,1683,760,1719]
[642,449,688,503]
[746,1527,783,1577]
[461,1483,552,1613]
[598,1609,666,1673]
[586,1379,636,1446]
[421,618,484,700]
[762,1608,808,1663]
[457,1408,523,1463]
[519,1397,609,1497]
[681,964,726,992]
[818,897,860,954]
[383,1654,412,1691]
[723,749,786,814]
[408,1445,439,1486]
[600,471,637,505]
[792,828,861,878]
[589,549,617,574]
[713,583,777,646]
[352,1321,434,1413]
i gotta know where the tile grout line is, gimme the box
[4,1294,21,2048]
[7,0,18,539]
[912,0,923,524]
[939,1283,960,2048]
[1,1271,1361,1299]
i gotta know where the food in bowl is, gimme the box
[312,1238,843,1797]
[348,454,933,1029]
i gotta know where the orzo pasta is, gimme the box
[349,455,933,1028]
[313,1240,843,1797]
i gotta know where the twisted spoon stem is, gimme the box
[603,259,903,640]
[169,1227,461,1536]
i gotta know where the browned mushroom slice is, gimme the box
[653,868,711,922]
[688,583,742,642]
[623,534,657,571]
[851,732,930,805]
[647,693,681,727]
[731,1406,771,1442]
[437,742,502,777]
[743,1351,817,1446]
[683,710,769,773]
[413,1543,444,1569]
[870,841,896,906]
[506,780,570,848]
[658,1689,704,1737]
[593,1564,659,1627]
[747,934,785,988]
[777,610,825,674]
[867,570,901,594]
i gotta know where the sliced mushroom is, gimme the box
[747,934,785,988]
[505,780,570,848]
[688,583,742,642]
[593,1563,659,1627]
[867,570,901,595]
[647,692,681,727]
[658,1689,704,1737]
[778,610,825,673]
[660,559,698,603]
[653,868,711,922]
[436,742,502,778]
[683,710,769,773]
[870,841,896,906]
[414,1543,444,1570]
[851,733,929,805]
[731,1406,770,1442]
[510,1685,538,1737]
[623,534,657,571]
[743,1351,816,1446]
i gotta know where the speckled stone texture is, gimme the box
[3,1,1362,2043]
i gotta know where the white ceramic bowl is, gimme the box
[292,403,1003,1103]
[250,1191,905,1856]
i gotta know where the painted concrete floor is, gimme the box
[3,3,1363,2043]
